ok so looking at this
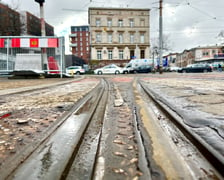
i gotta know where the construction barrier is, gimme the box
[0,36,65,77]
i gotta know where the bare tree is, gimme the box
[217,30,224,44]
[151,33,173,54]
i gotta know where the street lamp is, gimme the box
[34,0,48,71]
[159,0,163,73]
[34,0,46,36]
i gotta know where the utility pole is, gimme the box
[159,0,163,73]
[34,0,48,71]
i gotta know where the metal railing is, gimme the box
[0,36,65,77]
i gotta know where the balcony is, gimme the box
[69,34,77,38]
[70,43,77,47]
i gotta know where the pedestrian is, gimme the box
[218,64,222,72]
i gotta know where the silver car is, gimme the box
[94,64,123,75]
[66,66,85,75]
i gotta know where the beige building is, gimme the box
[88,7,150,61]
[176,45,224,67]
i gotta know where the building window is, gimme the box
[107,19,112,27]
[140,50,145,58]
[97,50,102,60]
[119,50,124,59]
[96,19,101,27]
[130,34,134,44]
[140,19,145,26]
[140,33,145,43]
[119,33,123,43]
[130,50,135,59]
[96,33,101,43]
[108,33,112,43]
[130,19,134,27]
[108,50,113,60]
[203,51,209,56]
[118,19,123,27]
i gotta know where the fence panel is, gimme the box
[0,36,65,77]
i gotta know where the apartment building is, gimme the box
[20,11,54,36]
[0,3,21,36]
[88,7,150,62]
[0,2,54,36]
[176,45,224,67]
[69,25,90,63]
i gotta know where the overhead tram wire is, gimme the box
[186,3,217,20]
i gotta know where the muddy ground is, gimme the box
[0,73,224,179]
[0,77,100,175]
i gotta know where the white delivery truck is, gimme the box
[123,59,153,74]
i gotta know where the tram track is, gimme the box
[0,78,101,179]
[62,79,109,180]
[1,75,223,179]
[3,79,107,180]
[138,79,224,178]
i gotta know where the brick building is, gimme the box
[20,11,54,36]
[176,45,224,67]
[69,25,90,64]
[0,3,21,36]
[0,2,54,36]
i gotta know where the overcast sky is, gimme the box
[1,0,224,54]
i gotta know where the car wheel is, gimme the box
[134,70,137,74]
[98,71,103,75]
[115,70,120,75]
[203,69,208,73]
[182,70,187,73]
[76,71,80,75]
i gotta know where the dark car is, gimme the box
[129,65,152,73]
[178,64,212,73]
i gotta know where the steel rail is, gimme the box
[138,80,224,178]
[62,78,109,179]
[3,79,107,180]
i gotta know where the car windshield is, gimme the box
[67,66,81,69]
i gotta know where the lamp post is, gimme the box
[152,46,158,72]
[159,0,163,73]
[34,0,48,71]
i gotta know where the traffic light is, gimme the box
[35,0,45,3]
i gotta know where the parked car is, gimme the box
[129,65,152,73]
[169,66,181,72]
[94,64,123,75]
[178,64,212,73]
[66,66,85,75]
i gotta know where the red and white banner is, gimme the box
[0,38,5,48]
[0,38,58,48]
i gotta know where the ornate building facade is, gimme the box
[88,7,150,62]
